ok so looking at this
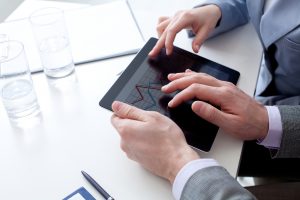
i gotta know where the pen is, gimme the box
[81,170,115,200]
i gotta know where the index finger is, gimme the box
[168,84,222,108]
[162,73,222,94]
[148,32,167,57]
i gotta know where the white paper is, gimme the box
[68,193,85,200]
[0,0,144,72]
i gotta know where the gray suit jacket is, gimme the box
[180,106,300,200]
[197,0,300,105]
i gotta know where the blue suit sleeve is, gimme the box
[196,0,249,38]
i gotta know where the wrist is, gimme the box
[206,4,222,26]
[257,104,269,140]
[167,147,199,184]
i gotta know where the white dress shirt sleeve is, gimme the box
[258,106,283,149]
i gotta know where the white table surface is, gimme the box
[0,0,263,199]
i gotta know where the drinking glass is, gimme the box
[0,40,40,119]
[0,34,8,60]
[30,8,75,78]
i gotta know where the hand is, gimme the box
[149,5,221,56]
[161,71,269,140]
[111,101,199,183]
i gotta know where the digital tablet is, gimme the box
[100,37,240,152]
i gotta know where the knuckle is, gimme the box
[204,106,217,121]
[219,85,232,96]
[181,10,193,19]
[148,111,160,119]
[198,72,209,77]
[110,115,116,124]
[170,79,179,87]
[223,81,235,88]
[124,107,134,118]
[158,16,165,22]
[158,16,169,23]
[167,28,176,36]
[120,141,128,152]
[190,83,199,91]
[174,10,184,16]
[156,24,164,33]
[126,152,135,160]
[117,125,130,138]
[190,74,199,82]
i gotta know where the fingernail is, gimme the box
[192,101,202,114]
[112,101,122,112]
[195,45,200,52]
[161,85,167,91]
[168,100,173,107]
[168,73,175,79]
[186,69,192,72]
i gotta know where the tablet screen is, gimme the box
[100,37,239,152]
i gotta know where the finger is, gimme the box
[167,70,196,81]
[168,84,221,107]
[192,27,210,53]
[156,18,171,37]
[148,31,167,57]
[164,18,188,55]
[191,101,228,128]
[111,116,135,158]
[111,114,133,132]
[111,114,144,144]
[158,16,169,24]
[163,73,222,94]
[112,101,147,121]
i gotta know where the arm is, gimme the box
[110,101,257,200]
[163,71,269,141]
[257,105,300,158]
[162,71,300,158]
[181,166,255,200]
[150,0,249,56]
[276,106,300,158]
[196,0,249,38]
[257,95,300,106]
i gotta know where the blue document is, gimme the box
[63,187,96,200]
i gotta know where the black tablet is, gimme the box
[100,37,240,152]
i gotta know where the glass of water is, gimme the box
[0,34,8,60]
[0,40,40,119]
[30,8,75,78]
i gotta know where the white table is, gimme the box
[0,0,262,199]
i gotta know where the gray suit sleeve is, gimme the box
[181,166,256,200]
[256,95,300,106]
[275,106,300,158]
[195,0,249,38]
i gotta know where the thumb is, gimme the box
[191,101,226,127]
[112,101,146,121]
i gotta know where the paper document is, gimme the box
[0,0,144,72]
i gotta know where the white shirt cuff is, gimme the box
[259,106,283,149]
[172,159,219,200]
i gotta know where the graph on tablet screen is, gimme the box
[125,67,168,113]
